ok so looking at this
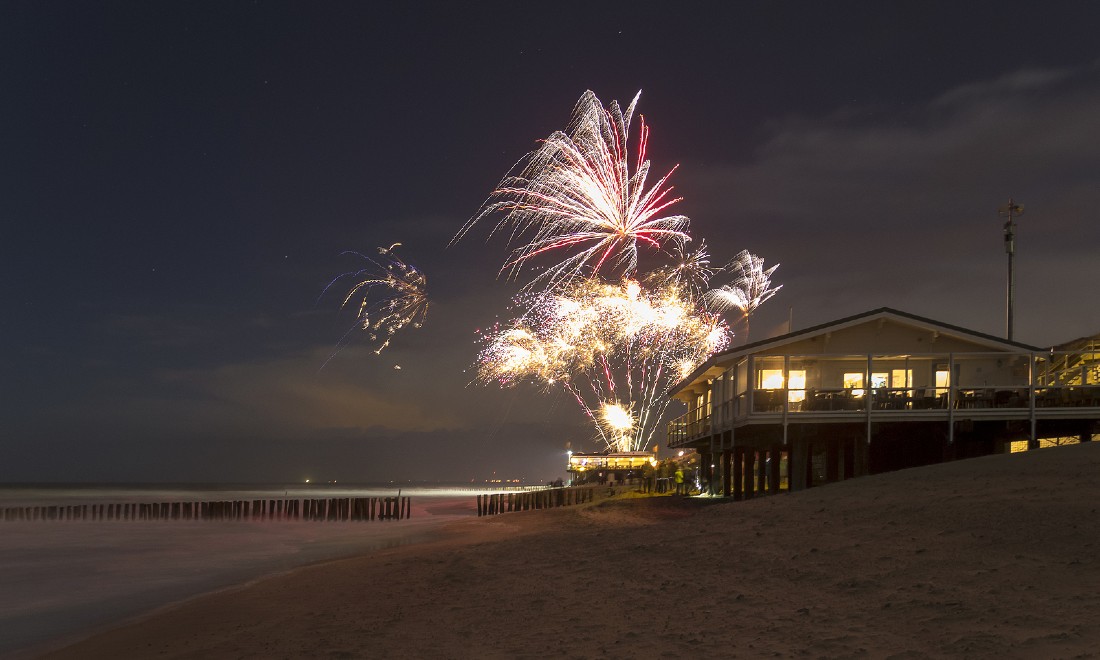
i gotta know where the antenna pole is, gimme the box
[998,199,1024,341]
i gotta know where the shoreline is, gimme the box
[37,444,1100,658]
[0,497,479,659]
[24,522,471,659]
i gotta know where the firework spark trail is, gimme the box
[459,90,787,452]
[477,279,729,452]
[644,239,717,301]
[454,90,691,292]
[322,243,429,358]
[705,250,782,341]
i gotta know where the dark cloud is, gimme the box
[686,64,1100,346]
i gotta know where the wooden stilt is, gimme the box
[843,437,855,480]
[742,449,754,499]
[774,446,783,492]
[757,450,767,495]
[826,437,840,483]
[732,447,743,501]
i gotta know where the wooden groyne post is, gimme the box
[0,496,412,523]
[475,486,593,517]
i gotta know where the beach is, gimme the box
[0,489,479,658]
[32,443,1100,658]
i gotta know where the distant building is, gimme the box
[567,451,656,486]
[667,307,1100,499]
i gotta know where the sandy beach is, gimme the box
[40,443,1100,659]
[0,495,476,658]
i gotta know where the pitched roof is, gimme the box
[671,307,1043,397]
[1054,332,1100,352]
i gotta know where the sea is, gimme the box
[0,482,517,658]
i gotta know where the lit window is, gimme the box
[935,368,950,396]
[759,369,784,390]
[871,372,889,390]
[891,369,913,390]
[788,370,806,402]
[843,372,864,396]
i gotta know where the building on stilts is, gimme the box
[666,308,1100,499]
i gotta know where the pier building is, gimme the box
[667,308,1100,499]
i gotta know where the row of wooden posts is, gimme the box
[0,497,412,522]
[476,487,592,516]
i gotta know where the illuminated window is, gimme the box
[935,368,950,395]
[891,369,913,390]
[843,372,864,396]
[788,370,807,402]
[759,369,784,390]
[871,372,889,390]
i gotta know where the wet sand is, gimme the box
[1,498,474,658]
[44,444,1100,659]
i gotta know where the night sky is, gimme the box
[3,2,1098,483]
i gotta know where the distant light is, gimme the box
[678,450,684,457]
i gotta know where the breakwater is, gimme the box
[475,486,593,516]
[0,496,412,522]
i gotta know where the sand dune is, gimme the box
[45,443,1100,658]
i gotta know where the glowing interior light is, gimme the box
[760,369,784,390]
[788,369,806,402]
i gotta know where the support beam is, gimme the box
[732,447,743,501]
[843,437,855,480]
[757,450,767,495]
[743,448,755,500]
[805,440,815,489]
[853,435,869,477]
[700,450,712,495]
[825,437,840,483]
[947,353,956,446]
[788,436,805,491]
[770,444,783,492]
[722,431,732,497]
[1029,352,1038,449]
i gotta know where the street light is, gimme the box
[998,199,1024,341]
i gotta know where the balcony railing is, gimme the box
[668,383,1100,446]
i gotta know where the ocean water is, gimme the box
[0,483,503,658]
[0,482,520,507]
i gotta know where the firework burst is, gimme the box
[323,243,429,356]
[478,278,729,452]
[705,250,781,340]
[457,90,787,454]
[644,240,717,301]
[455,90,691,292]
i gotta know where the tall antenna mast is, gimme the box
[998,198,1024,341]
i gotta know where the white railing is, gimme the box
[668,350,1100,445]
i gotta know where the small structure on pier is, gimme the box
[567,450,656,486]
[667,307,1100,499]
